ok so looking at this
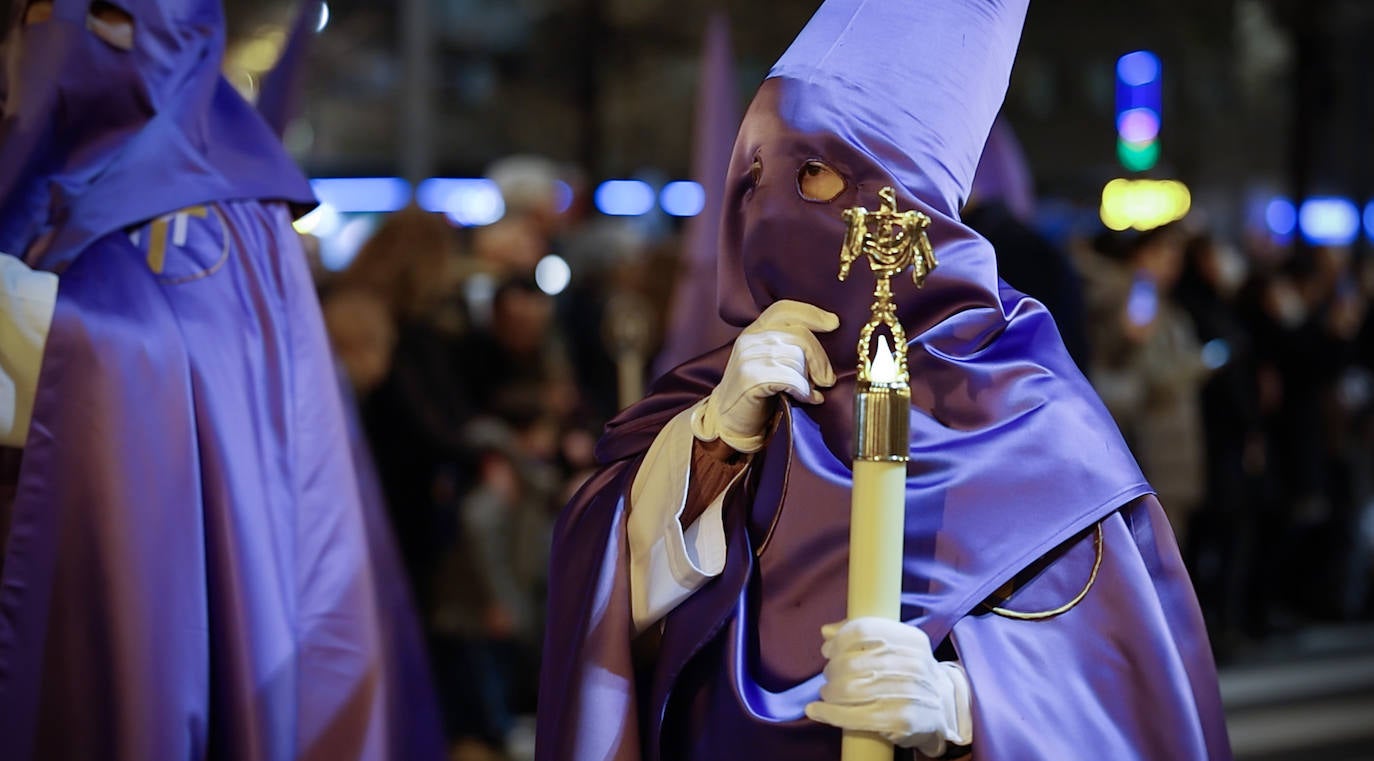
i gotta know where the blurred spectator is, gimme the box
[411,276,581,755]
[322,289,396,395]
[1087,224,1209,547]
[487,154,565,238]
[324,205,584,755]
[1265,244,1370,621]
[327,205,471,619]
[455,277,577,425]
[1174,233,1267,648]
[559,220,668,423]
[430,417,560,754]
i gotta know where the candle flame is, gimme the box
[869,334,900,384]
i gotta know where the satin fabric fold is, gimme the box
[954,497,1230,760]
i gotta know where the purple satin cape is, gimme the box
[0,201,440,760]
[538,346,1231,760]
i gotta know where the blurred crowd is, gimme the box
[307,156,1374,758]
[310,156,675,760]
[1072,221,1374,652]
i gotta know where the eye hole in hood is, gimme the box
[86,2,134,50]
[23,1,133,50]
[797,159,845,203]
[23,1,54,24]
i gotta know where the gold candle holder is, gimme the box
[838,186,936,463]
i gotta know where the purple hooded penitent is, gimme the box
[538,1,1232,760]
[0,2,442,759]
[0,0,316,263]
[653,12,741,378]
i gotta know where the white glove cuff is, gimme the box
[943,661,974,750]
[0,253,58,448]
[903,661,974,758]
[691,395,766,454]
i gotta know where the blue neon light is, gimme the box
[660,181,706,217]
[1364,201,1374,241]
[595,180,656,216]
[1117,51,1161,87]
[554,180,575,214]
[416,178,505,226]
[1116,51,1162,123]
[310,177,411,213]
[1298,197,1359,245]
[1264,198,1297,237]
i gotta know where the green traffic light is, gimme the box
[1118,138,1159,172]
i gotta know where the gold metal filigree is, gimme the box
[837,186,937,383]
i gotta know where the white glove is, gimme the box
[806,617,973,758]
[0,253,58,448]
[691,300,838,453]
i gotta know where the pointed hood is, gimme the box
[256,0,323,139]
[0,0,315,268]
[768,0,1025,217]
[654,11,741,376]
[716,0,1028,365]
[970,114,1035,221]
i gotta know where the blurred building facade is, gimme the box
[208,0,1374,248]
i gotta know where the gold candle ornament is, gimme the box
[836,186,935,761]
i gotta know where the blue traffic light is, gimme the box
[1116,50,1161,172]
[1116,50,1161,87]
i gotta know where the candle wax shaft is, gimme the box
[840,459,907,761]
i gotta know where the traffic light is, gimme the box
[1116,50,1161,172]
